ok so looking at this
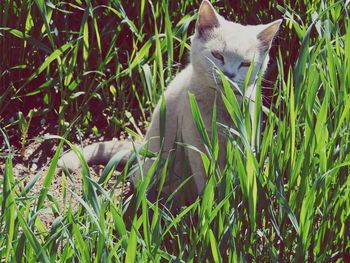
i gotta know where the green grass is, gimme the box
[1,0,350,261]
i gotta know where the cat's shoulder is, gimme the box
[165,64,194,95]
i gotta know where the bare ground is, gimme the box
[0,125,131,229]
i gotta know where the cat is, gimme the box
[58,0,281,204]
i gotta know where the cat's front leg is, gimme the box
[187,147,207,195]
[181,122,208,195]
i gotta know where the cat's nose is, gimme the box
[224,71,236,79]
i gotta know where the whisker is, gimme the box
[262,96,272,105]
[261,78,276,84]
[261,86,275,90]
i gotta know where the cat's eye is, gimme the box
[211,51,224,63]
[239,61,251,68]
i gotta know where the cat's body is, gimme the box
[59,0,281,203]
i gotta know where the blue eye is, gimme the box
[211,51,224,64]
[239,61,251,68]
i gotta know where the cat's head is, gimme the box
[190,0,282,90]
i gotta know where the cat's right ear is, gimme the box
[257,19,282,51]
[196,0,219,39]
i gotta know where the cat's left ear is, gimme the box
[196,0,220,39]
[257,19,282,50]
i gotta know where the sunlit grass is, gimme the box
[1,0,350,261]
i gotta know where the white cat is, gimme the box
[59,0,281,203]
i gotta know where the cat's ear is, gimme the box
[257,19,282,50]
[196,0,220,38]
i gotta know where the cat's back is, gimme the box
[149,64,194,125]
[165,64,194,98]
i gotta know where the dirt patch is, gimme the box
[0,125,131,229]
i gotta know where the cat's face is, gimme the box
[190,0,281,91]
